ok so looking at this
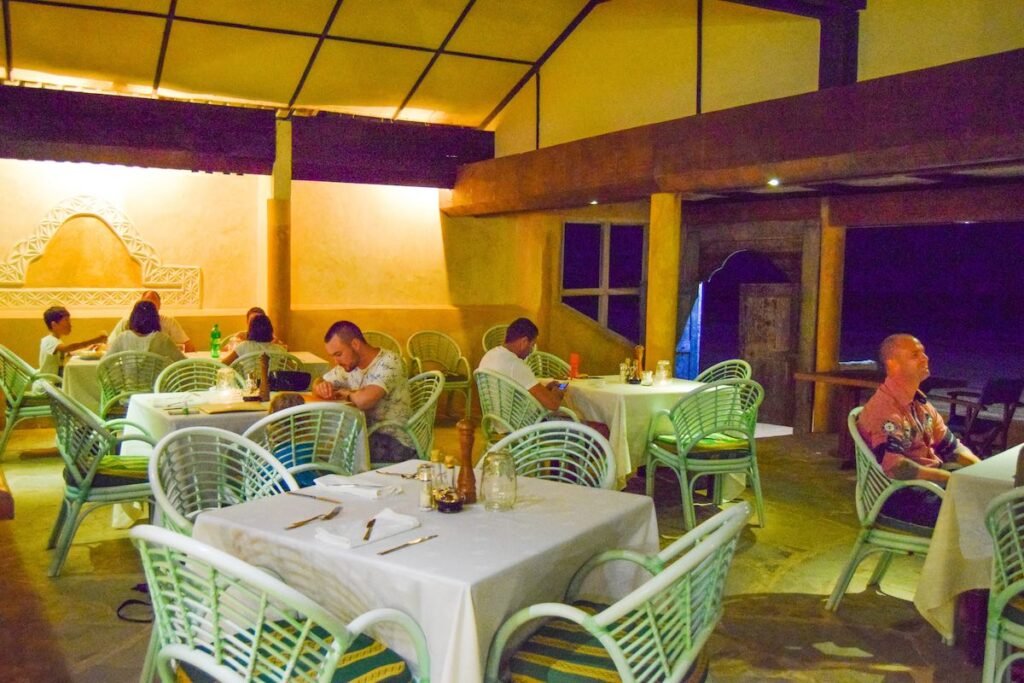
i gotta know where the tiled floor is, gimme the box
[0,418,985,682]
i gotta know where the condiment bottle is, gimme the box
[456,417,477,504]
[258,352,270,401]
[417,464,434,510]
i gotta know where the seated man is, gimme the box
[478,317,565,411]
[858,333,979,527]
[109,290,195,352]
[312,321,415,463]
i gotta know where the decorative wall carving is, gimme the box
[0,195,200,308]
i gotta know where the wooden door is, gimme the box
[739,283,799,426]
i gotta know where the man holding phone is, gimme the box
[477,317,566,410]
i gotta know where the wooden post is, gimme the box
[267,118,291,341]
[645,193,682,369]
[813,199,845,433]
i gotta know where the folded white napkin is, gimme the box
[314,507,420,549]
[313,474,402,499]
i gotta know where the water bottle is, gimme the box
[210,323,222,359]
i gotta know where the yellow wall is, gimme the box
[859,0,1024,81]
[491,75,538,156]
[701,1,819,113]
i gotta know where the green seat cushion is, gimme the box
[178,629,410,683]
[444,373,468,384]
[873,514,935,538]
[509,599,708,683]
[63,455,149,488]
[654,433,748,460]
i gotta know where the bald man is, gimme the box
[108,290,195,352]
[857,334,979,527]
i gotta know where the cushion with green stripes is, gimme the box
[176,629,410,683]
[64,455,149,487]
[508,599,708,683]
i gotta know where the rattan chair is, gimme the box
[984,487,1024,683]
[41,381,155,576]
[97,350,170,419]
[407,330,472,418]
[132,524,431,683]
[243,402,370,485]
[486,421,616,489]
[149,427,298,535]
[485,502,748,683]
[0,344,59,460]
[366,370,444,461]
[230,350,304,380]
[364,330,408,376]
[475,368,579,444]
[944,378,1024,456]
[155,357,236,393]
[525,351,571,380]
[645,379,765,530]
[694,359,752,383]
[825,407,944,611]
[482,324,509,353]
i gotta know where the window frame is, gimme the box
[559,219,648,344]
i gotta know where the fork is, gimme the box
[285,505,342,530]
[376,470,418,480]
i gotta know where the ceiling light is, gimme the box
[767,178,781,187]
[589,200,599,205]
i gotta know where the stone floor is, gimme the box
[0,419,985,682]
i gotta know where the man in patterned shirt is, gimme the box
[857,334,979,526]
[312,320,415,463]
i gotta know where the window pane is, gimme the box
[609,224,645,288]
[563,295,600,322]
[608,295,641,343]
[562,222,602,289]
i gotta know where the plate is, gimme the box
[73,350,103,360]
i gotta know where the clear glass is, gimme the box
[479,450,517,512]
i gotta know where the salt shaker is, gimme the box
[417,463,434,510]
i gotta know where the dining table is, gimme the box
[914,443,1023,642]
[63,350,331,414]
[563,375,705,487]
[192,459,660,683]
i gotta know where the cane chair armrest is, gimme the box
[481,414,516,438]
[103,418,152,436]
[564,550,664,603]
[944,389,981,402]
[111,432,158,451]
[410,356,423,376]
[644,408,674,443]
[25,372,62,396]
[864,478,946,526]
[990,577,1024,619]
[347,607,431,678]
[546,406,579,422]
[456,355,471,379]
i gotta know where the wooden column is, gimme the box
[267,118,292,341]
[812,199,845,432]
[645,193,682,368]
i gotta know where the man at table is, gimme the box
[109,290,195,352]
[858,334,980,527]
[478,317,565,410]
[312,321,415,462]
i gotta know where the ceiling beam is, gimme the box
[724,0,865,19]
[478,0,608,129]
[441,49,1024,216]
[151,0,176,91]
[287,0,345,109]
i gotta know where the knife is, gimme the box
[362,517,376,541]
[377,534,438,555]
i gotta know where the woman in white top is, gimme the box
[105,300,185,363]
[219,313,285,366]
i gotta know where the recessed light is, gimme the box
[589,200,599,205]
[767,178,781,187]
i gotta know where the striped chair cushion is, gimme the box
[655,432,748,459]
[64,455,149,487]
[177,630,410,683]
[509,600,709,683]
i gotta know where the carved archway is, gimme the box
[0,195,200,308]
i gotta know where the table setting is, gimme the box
[192,457,659,683]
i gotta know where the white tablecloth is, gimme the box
[193,459,659,683]
[914,445,1022,641]
[565,376,704,485]
[63,351,330,415]
[123,392,272,455]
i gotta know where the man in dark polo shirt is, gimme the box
[857,333,980,526]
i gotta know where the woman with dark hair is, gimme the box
[105,300,184,362]
[220,313,286,366]
[220,306,287,354]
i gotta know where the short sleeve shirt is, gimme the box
[107,331,185,363]
[39,334,63,377]
[858,377,959,478]
[477,346,538,390]
[110,313,189,346]
[322,349,413,448]
[233,340,285,358]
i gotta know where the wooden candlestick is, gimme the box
[456,417,477,503]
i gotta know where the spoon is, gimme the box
[285,505,342,530]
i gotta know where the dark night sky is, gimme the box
[700,222,1024,384]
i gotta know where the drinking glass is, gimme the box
[655,360,672,383]
[479,450,517,511]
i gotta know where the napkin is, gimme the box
[314,474,402,499]
[314,507,420,549]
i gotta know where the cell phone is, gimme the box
[557,382,568,391]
